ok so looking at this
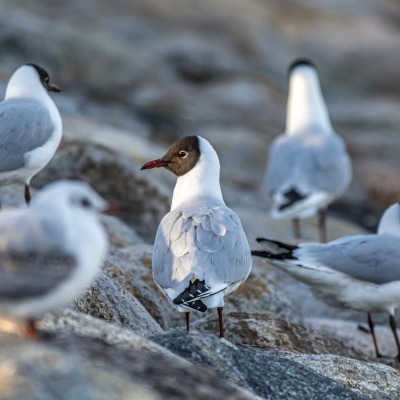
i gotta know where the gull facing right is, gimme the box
[0,180,109,339]
[252,202,400,359]
[263,59,352,242]
[0,64,62,205]
[142,135,252,337]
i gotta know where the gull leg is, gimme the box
[318,208,327,243]
[368,313,383,358]
[24,184,31,206]
[185,312,190,332]
[292,217,301,240]
[19,319,38,340]
[217,307,224,338]
[389,314,400,359]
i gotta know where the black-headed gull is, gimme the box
[264,59,352,242]
[0,64,62,205]
[0,180,109,339]
[141,135,252,337]
[252,202,400,358]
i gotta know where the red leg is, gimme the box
[217,307,224,338]
[368,313,383,358]
[318,208,327,243]
[185,312,190,332]
[389,314,400,359]
[292,217,301,240]
[25,184,31,206]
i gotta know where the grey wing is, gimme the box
[0,251,77,300]
[265,132,351,195]
[193,207,252,288]
[153,207,252,294]
[0,98,54,171]
[298,234,400,284]
[298,133,351,194]
[265,134,297,194]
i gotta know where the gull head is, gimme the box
[141,135,204,177]
[5,64,61,99]
[32,180,108,215]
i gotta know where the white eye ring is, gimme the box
[178,150,188,158]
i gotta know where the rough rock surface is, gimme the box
[152,330,367,400]
[0,0,400,398]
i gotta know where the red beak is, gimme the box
[48,83,61,93]
[103,203,127,214]
[141,159,170,170]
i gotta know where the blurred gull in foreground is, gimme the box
[0,180,108,339]
[263,59,351,242]
[0,64,62,205]
[252,202,400,359]
[142,136,252,337]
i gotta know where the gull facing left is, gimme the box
[142,136,252,337]
[0,64,62,205]
[252,202,400,359]
[0,180,109,338]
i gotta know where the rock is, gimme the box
[72,270,162,337]
[304,318,400,367]
[280,352,400,400]
[100,215,144,248]
[32,141,170,241]
[193,312,364,359]
[152,330,366,399]
[0,328,256,400]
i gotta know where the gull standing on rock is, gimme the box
[141,136,252,337]
[0,180,109,339]
[0,64,62,205]
[252,202,400,359]
[264,59,351,242]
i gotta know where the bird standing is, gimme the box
[0,180,108,339]
[252,202,400,359]
[264,59,351,242]
[0,64,62,205]
[141,136,252,337]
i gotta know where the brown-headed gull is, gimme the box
[252,202,400,359]
[0,180,109,339]
[0,64,62,205]
[141,135,252,337]
[264,59,351,242]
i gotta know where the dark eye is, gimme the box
[44,76,50,84]
[81,198,91,208]
[178,150,188,158]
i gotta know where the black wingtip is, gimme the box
[288,58,317,74]
[251,250,272,258]
[256,237,267,243]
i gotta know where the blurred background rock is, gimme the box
[1,1,400,398]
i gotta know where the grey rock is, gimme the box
[32,142,170,241]
[280,352,400,400]
[0,329,255,400]
[193,312,364,359]
[152,330,366,400]
[72,270,162,336]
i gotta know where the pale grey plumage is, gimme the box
[153,204,251,297]
[294,234,400,285]
[266,131,351,197]
[0,252,76,300]
[0,98,54,172]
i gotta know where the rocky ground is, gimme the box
[0,0,400,399]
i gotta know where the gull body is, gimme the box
[142,136,252,336]
[0,180,108,338]
[264,59,351,242]
[252,203,400,358]
[0,64,62,204]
